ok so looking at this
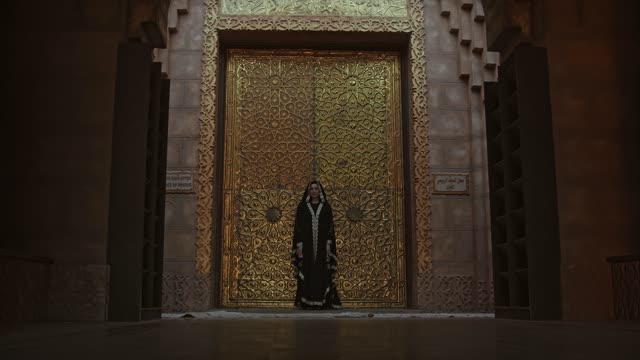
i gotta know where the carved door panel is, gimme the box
[222,50,405,307]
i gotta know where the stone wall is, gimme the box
[481,0,640,320]
[161,0,497,312]
[9,0,168,321]
[162,0,211,312]
[419,0,496,312]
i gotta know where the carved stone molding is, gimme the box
[163,273,213,312]
[477,280,494,313]
[437,0,500,90]
[418,273,492,312]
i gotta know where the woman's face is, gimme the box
[309,183,320,200]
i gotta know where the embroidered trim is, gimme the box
[301,297,324,306]
[301,285,332,307]
[306,201,323,262]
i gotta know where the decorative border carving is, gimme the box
[196,0,432,307]
[418,273,475,312]
[220,0,409,17]
[477,280,494,313]
[417,274,494,312]
[162,273,212,312]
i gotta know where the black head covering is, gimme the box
[300,180,329,205]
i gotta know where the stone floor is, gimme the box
[1,312,639,359]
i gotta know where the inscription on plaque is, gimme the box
[433,173,469,195]
[166,171,195,193]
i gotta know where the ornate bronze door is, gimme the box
[221,49,405,307]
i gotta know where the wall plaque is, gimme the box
[166,171,195,193]
[433,173,470,195]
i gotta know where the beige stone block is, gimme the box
[430,197,474,230]
[430,110,469,138]
[430,197,448,230]
[474,227,491,281]
[184,80,202,107]
[471,18,486,53]
[169,29,187,51]
[169,80,185,108]
[469,105,486,137]
[431,230,450,262]
[169,52,202,79]
[470,137,487,168]
[423,0,438,8]
[169,107,200,137]
[426,54,459,82]
[428,83,469,109]
[164,230,196,261]
[471,167,489,195]
[424,27,459,54]
[163,261,196,275]
[450,197,474,229]
[164,197,177,231]
[459,9,472,45]
[470,53,484,90]
[423,4,444,28]
[429,140,471,168]
[182,138,200,168]
[447,4,460,33]
[432,230,474,262]
[472,196,489,230]
[164,195,198,230]
[458,46,471,79]
[170,2,205,51]
[167,138,183,167]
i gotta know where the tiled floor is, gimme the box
[1,313,638,359]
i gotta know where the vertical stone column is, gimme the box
[418,0,496,312]
[162,0,210,312]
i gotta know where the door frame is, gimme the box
[212,30,417,308]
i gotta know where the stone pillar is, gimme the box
[417,0,497,312]
[162,0,211,312]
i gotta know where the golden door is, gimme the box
[221,49,405,307]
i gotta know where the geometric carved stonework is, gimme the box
[221,0,408,17]
[162,273,212,312]
[418,273,479,313]
[417,274,493,313]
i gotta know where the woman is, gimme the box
[291,180,342,309]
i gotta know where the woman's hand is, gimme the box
[297,247,303,259]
